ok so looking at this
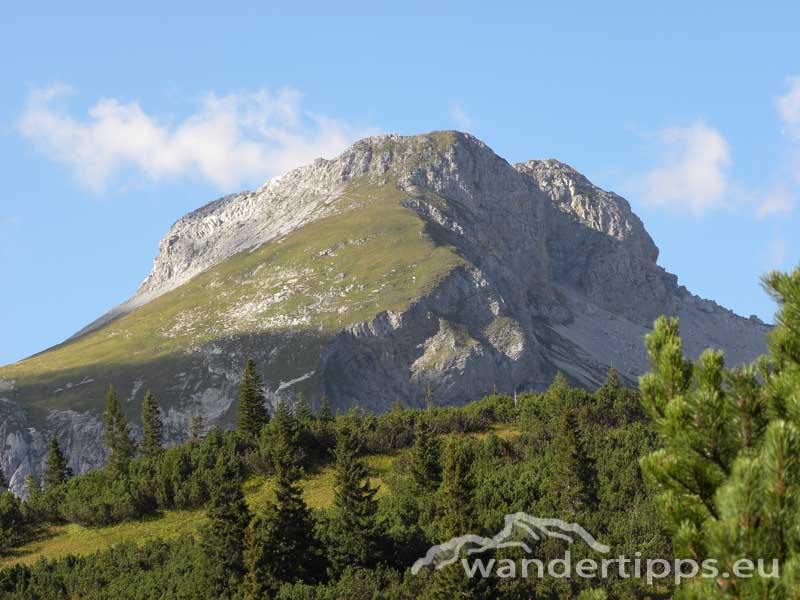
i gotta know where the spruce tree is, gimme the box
[427,436,477,600]
[327,422,381,573]
[543,410,595,521]
[237,359,269,439]
[409,412,441,493]
[295,392,312,426]
[43,435,71,490]
[23,474,41,503]
[140,389,163,459]
[436,435,475,539]
[318,395,333,421]
[270,399,302,472]
[103,385,135,478]
[244,413,317,597]
[201,457,251,598]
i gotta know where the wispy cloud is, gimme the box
[450,102,475,132]
[633,121,730,216]
[18,85,376,192]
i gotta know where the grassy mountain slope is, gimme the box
[0,178,465,417]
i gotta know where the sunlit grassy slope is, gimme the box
[0,454,396,568]
[1,426,518,568]
[0,179,467,414]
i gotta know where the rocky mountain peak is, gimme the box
[1,131,772,494]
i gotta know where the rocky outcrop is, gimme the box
[1,131,772,495]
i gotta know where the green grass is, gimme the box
[0,428,518,569]
[1,509,204,568]
[0,454,397,568]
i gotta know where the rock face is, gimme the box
[0,131,770,494]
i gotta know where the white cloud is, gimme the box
[18,85,376,192]
[450,103,474,132]
[634,121,731,216]
[777,76,800,140]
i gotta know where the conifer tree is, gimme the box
[0,465,7,492]
[23,474,41,504]
[295,392,312,426]
[103,385,135,478]
[436,435,475,540]
[269,399,303,474]
[237,359,269,439]
[544,410,595,521]
[327,422,381,573]
[426,436,477,600]
[201,457,251,598]
[140,389,163,459]
[244,410,317,598]
[43,435,71,490]
[409,412,441,493]
[318,395,333,421]
[604,365,621,390]
[549,370,570,397]
[639,267,800,598]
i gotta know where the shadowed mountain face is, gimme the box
[0,131,769,493]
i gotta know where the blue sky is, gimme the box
[1,2,799,365]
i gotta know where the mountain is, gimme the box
[0,131,769,493]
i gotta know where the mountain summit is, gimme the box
[0,131,769,491]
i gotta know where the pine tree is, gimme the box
[327,422,381,573]
[103,386,135,478]
[0,465,7,492]
[140,389,163,459]
[201,457,251,598]
[237,359,269,439]
[638,267,800,598]
[409,412,441,493]
[244,414,317,597]
[43,435,71,490]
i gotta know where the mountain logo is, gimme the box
[411,513,610,575]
